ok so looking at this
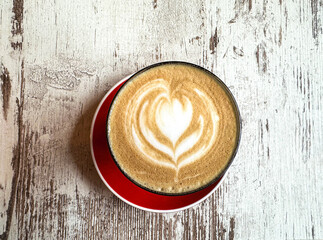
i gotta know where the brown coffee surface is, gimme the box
[108,63,239,194]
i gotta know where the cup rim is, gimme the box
[105,61,242,196]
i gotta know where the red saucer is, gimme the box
[90,76,227,212]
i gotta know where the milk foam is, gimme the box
[125,78,220,175]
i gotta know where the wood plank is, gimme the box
[0,0,322,239]
[0,0,25,239]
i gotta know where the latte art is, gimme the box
[108,63,239,194]
[126,79,219,177]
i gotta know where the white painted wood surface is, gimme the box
[0,0,322,239]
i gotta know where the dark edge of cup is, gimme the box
[105,61,242,196]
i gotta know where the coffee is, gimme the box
[107,62,240,194]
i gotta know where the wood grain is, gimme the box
[0,0,322,239]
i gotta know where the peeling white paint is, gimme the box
[0,0,322,239]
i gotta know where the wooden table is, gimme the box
[1,0,322,239]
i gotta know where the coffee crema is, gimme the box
[107,63,239,194]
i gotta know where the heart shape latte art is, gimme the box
[126,78,220,178]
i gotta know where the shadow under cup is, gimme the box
[105,61,241,196]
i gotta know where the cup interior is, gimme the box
[104,62,241,196]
